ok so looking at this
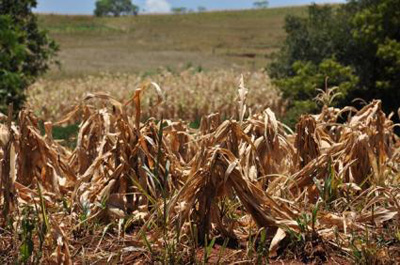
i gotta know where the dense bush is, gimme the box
[0,0,58,114]
[270,0,400,125]
[276,58,359,125]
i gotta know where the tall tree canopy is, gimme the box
[94,0,139,17]
[270,0,400,125]
[253,1,269,9]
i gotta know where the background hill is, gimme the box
[38,6,307,78]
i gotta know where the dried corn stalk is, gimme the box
[0,83,399,263]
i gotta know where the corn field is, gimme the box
[1,78,399,264]
[27,69,284,123]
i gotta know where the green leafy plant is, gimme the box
[270,0,400,124]
[276,58,358,127]
[0,0,58,114]
[313,159,340,207]
[19,207,35,264]
[256,228,268,264]
[203,237,216,264]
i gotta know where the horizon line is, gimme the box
[34,2,342,16]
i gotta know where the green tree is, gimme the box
[349,0,400,113]
[276,59,359,125]
[270,1,400,124]
[0,0,58,113]
[253,0,269,9]
[94,0,139,17]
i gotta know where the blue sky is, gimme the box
[35,0,345,14]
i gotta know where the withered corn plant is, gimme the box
[0,79,399,264]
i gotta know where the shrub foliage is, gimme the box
[270,0,400,125]
[0,0,58,113]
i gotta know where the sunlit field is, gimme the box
[27,69,283,123]
[37,6,307,78]
[1,3,399,264]
[2,83,399,263]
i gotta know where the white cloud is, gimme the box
[145,0,171,13]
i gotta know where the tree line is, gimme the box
[269,0,400,126]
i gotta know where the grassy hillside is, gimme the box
[38,7,307,78]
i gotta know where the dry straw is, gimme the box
[1,77,399,263]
